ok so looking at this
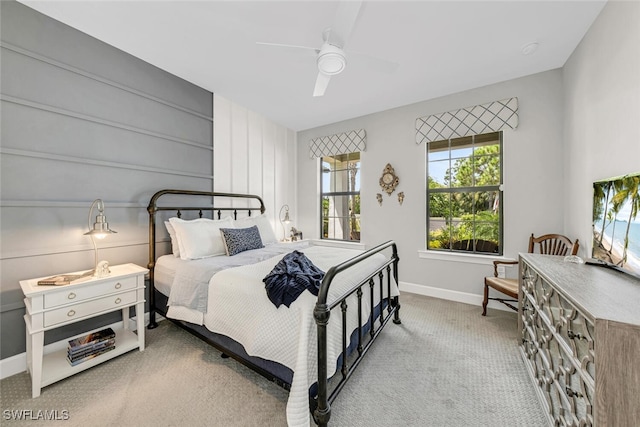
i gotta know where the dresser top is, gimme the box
[520,253,640,326]
[20,263,148,297]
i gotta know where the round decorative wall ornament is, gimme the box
[379,163,399,195]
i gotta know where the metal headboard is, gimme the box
[146,189,266,327]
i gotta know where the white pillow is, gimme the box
[164,221,180,257]
[234,214,278,244]
[168,216,235,260]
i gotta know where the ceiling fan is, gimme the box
[257,1,396,97]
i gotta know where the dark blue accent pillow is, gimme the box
[220,226,264,256]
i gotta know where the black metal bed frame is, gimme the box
[146,189,401,426]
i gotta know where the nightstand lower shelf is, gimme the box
[39,328,140,388]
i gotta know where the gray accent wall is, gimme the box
[0,1,214,359]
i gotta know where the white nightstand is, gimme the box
[20,263,148,398]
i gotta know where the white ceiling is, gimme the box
[19,0,607,131]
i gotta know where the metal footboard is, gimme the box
[313,240,401,426]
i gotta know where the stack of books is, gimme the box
[67,328,116,366]
[37,270,93,286]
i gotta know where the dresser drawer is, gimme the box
[554,302,595,382]
[44,290,137,327]
[553,344,595,426]
[44,277,138,309]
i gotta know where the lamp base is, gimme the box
[93,260,111,278]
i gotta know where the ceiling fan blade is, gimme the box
[327,0,362,49]
[313,73,331,97]
[349,50,399,74]
[256,41,317,52]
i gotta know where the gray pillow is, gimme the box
[220,226,264,256]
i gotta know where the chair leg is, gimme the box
[482,283,489,316]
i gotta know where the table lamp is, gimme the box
[84,199,117,277]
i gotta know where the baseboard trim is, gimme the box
[0,312,158,380]
[398,281,514,313]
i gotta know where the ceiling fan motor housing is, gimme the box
[317,43,347,75]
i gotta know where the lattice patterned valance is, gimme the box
[415,97,518,144]
[309,129,366,159]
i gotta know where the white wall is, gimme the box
[297,0,640,304]
[563,0,640,253]
[213,94,297,239]
[297,70,566,300]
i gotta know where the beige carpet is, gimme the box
[0,293,547,426]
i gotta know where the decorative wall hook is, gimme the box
[398,191,405,205]
[376,193,383,206]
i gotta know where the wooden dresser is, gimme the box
[518,253,640,426]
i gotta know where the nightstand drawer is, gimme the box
[44,277,138,309]
[44,290,137,327]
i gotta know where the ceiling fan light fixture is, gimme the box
[317,44,346,75]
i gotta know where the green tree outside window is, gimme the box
[427,132,503,254]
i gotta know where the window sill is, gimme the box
[418,249,515,265]
[310,239,366,251]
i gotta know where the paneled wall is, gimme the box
[213,95,297,241]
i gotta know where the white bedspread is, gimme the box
[200,245,399,427]
[163,241,310,324]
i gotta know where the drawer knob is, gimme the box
[115,283,122,289]
[115,298,122,304]
[567,330,588,341]
[67,293,76,300]
[565,386,584,398]
[67,310,76,317]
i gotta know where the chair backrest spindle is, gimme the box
[528,233,579,256]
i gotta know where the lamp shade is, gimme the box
[84,199,117,239]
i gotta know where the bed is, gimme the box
[146,189,401,426]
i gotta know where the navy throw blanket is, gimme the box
[263,250,325,308]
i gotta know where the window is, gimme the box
[321,152,361,241]
[427,131,503,254]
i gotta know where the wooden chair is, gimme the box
[482,233,579,316]
[451,239,499,253]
